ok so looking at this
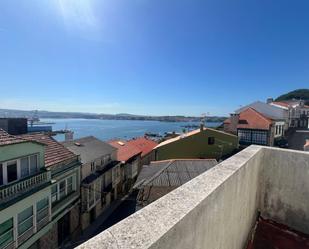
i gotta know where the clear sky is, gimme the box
[0,0,308,116]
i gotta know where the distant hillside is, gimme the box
[275,89,309,105]
[0,108,226,123]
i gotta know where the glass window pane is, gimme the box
[18,218,33,235]
[51,185,57,194]
[0,219,13,235]
[7,162,17,183]
[67,177,72,184]
[0,164,3,186]
[0,230,13,248]
[18,206,33,224]
[37,207,48,223]
[30,155,38,174]
[37,197,49,211]
[59,180,66,199]
[20,157,29,178]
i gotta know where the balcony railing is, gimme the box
[0,170,51,203]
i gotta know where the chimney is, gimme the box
[300,100,305,107]
[267,98,274,104]
[200,123,204,132]
[229,113,239,134]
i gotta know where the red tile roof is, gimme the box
[226,108,273,130]
[108,140,142,162]
[237,108,273,130]
[19,133,77,167]
[271,101,290,108]
[127,137,158,157]
[0,129,29,146]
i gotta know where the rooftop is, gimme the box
[135,159,218,189]
[135,159,218,207]
[19,133,77,167]
[0,128,30,146]
[236,101,286,120]
[108,140,142,162]
[225,108,273,130]
[77,146,309,249]
[62,136,116,164]
[155,127,237,149]
[127,137,158,157]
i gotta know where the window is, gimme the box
[20,157,30,178]
[18,206,33,236]
[51,185,58,204]
[88,184,95,207]
[67,177,73,194]
[208,137,215,145]
[95,180,101,201]
[0,164,2,186]
[7,161,17,183]
[29,155,38,174]
[59,180,66,200]
[238,130,252,143]
[251,131,268,145]
[52,175,76,206]
[0,218,13,248]
[91,162,95,171]
[37,197,49,224]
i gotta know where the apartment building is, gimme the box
[154,125,238,161]
[62,136,121,231]
[0,130,81,249]
[108,140,142,192]
[270,99,309,128]
[127,137,158,168]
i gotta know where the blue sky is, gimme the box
[0,0,308,116]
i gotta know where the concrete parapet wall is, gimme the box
[260,147,309,234]
[78,146,264,249]
[77,146,309,249]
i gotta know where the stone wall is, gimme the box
[39,223,58,249]
[70,203,81,240]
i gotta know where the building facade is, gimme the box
[0,130,81,249]
[108,140,142,193]
[127,137,158,168]
[270,100,309,129]
[224,108,285,147]
[18,133,81,249]
[63,136,122,231]
[154,126,239,161]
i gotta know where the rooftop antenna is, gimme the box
[201,112,210,128]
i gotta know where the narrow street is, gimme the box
[64,192,138,248]
[92,191,138,237]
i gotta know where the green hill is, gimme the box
[276,89,309,105]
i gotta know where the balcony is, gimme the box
[0,170,51,204]
[77,146,309,249]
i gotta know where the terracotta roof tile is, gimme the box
[237,108,273,130]
[0,129,28,146]
[18,133,77,167]
[127,137,158,157]
[108,140,142,162]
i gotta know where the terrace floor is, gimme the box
[247,217,309,249]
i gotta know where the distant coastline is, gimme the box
[0,108,227,123]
